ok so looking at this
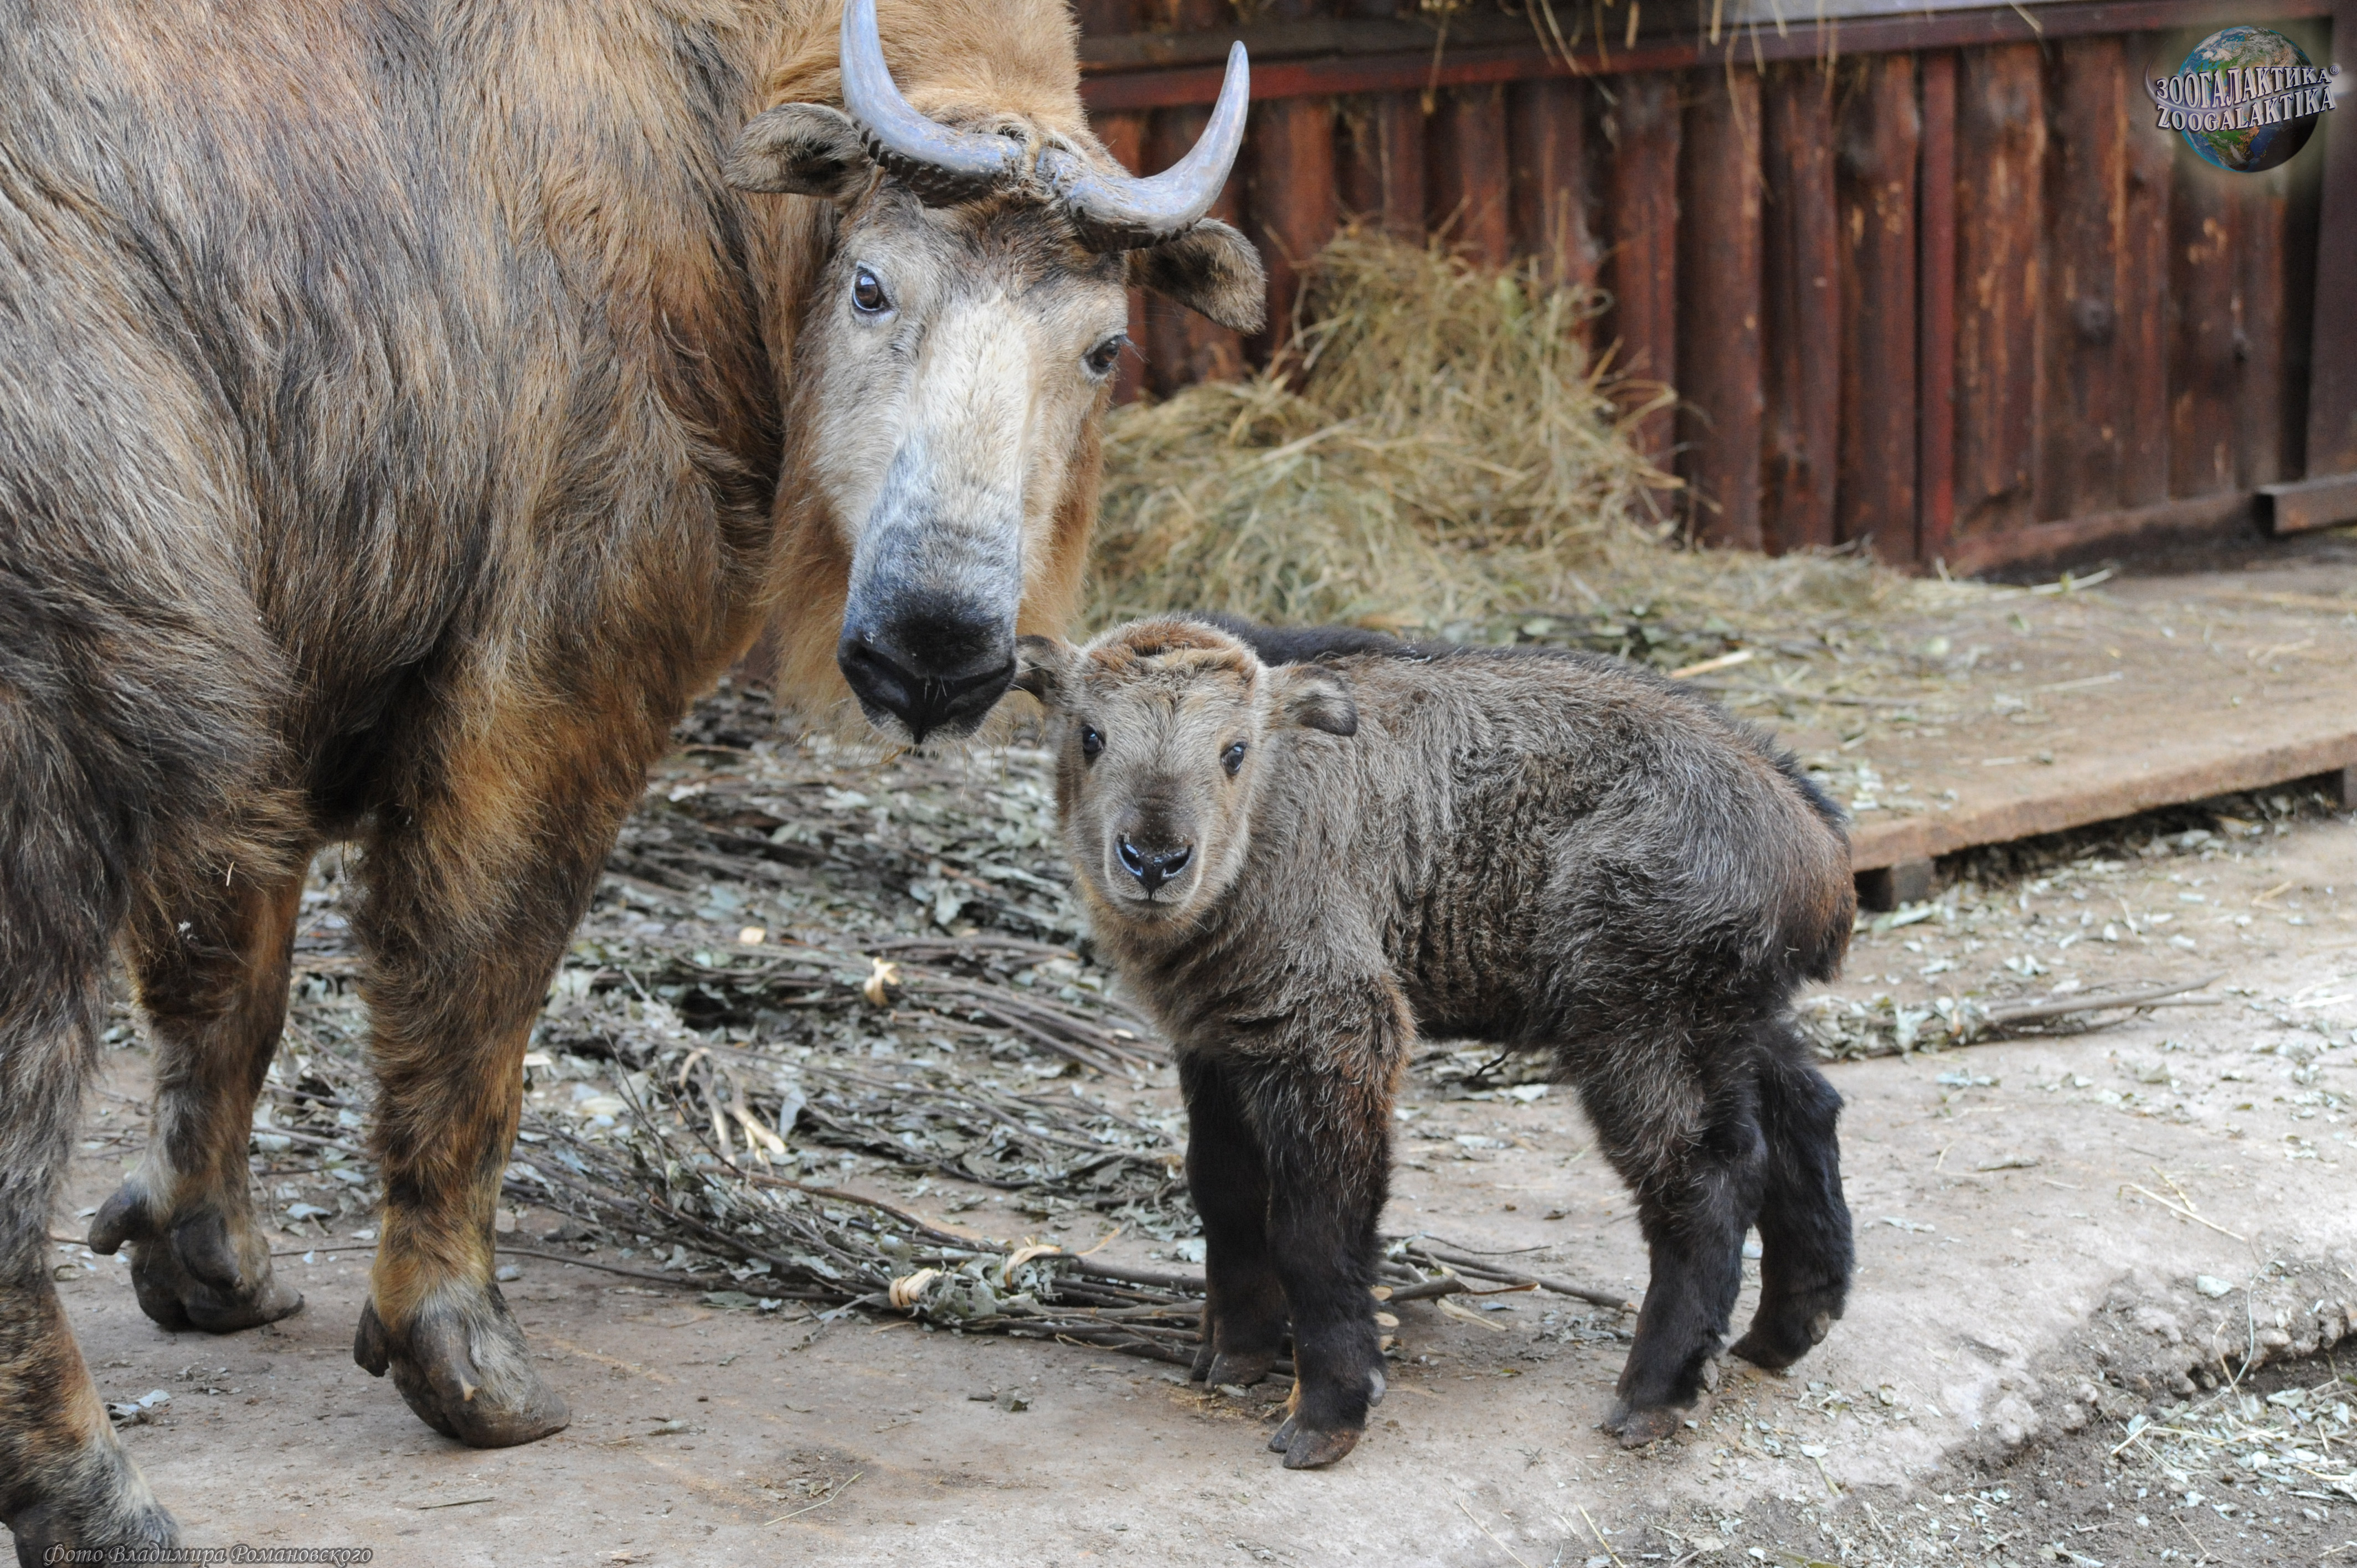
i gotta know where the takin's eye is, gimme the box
[1221,740,1247,777]
[1083,334,1126,378]
[851,266,891,316]
[1079,724,1104,761]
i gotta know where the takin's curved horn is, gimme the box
[1038,43,1250,251]
[837,0,1022,205]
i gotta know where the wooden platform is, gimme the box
[1736,555,2357,907]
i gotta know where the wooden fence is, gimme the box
[1078,0,2357,575]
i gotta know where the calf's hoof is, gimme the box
[89,1187,303,1333]
[1265,1412,1362,1469]
[354,1288,568,1447]
[1730,1308,1835,1371]
[1600,1397,1692,1448]
[1206,1348,1279,1388]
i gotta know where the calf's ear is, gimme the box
[1013,636,1077,707]
[1128,220,1267,335]
[727,104,873,199]
[1275,667,1358,736]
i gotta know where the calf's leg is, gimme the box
[350,706,657,1447]
[89,864,311,1332]
[1582,1057,1765,1447]
[1728,1042,1852,1369]
[1179,1054,1288,1388]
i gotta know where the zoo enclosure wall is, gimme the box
[1079,0,2357,575]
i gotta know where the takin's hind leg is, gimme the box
[349,707,662,1448]
[1728,1044,1852,1370]
[2,742,179,1558]
[1179,1055,1289,1389]
[1583,1063,1765,1448]
[89,863,311,1333]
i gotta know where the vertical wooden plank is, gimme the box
[1951,44,2043,541]
[1430,84,1511,266]
[2237,166,2288,490]
[2169,161,2238,497]
[1916,52,1958,564]
[2118,79,2171,507]
[1248,95,1340,355]
[1761,64,1841,555]
[2035,37,2128,522]
[1144,105,1248,393]
[2304,0,2357,474]
[1836,54,1920,559]
[1340,97,1385,219]
[1095,111,1151,405]
[1677,66,1764,550]
[1605,73,1683,461]
[1376,95,1427,241]
[1509,77,1599,295]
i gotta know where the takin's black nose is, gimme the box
[1116,835,1193,896]
[837,604,1015,744]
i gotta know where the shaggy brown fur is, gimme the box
[0,2,1260,1559]
[1016,618,1857,1469]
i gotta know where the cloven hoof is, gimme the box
[354,1291,568,1448]
[89,1185,305,1333]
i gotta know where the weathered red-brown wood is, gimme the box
[1951,44,2044,540]
[1247,94,1339,353]
[2304,0,2357,474]
[1677,66,1764,550]
[1605,72,1682,461]
[1430,84,1511,265]
[1916,51,1958,564]
[1760,65,1840,555]
[1836,55,1919,559]
[2236,167,2288,490]
[1142,104,1247,394]
[1376,94,1427,241]
[2169,161,2240,497]
[1507,76,1597,293]
[2035,37,2128,522]
[2118,76,2172,507]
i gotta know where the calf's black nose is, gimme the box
[1116,835,1193,896]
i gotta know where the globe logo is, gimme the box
[2147,27,2340,173]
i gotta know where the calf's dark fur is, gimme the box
[1015,618,1856,1468]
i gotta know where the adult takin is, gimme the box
[1013,617,1857,1468]
[0,0,1263,1556]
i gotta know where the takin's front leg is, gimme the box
[1178,1054,1288,1388]
[88,864,311,1333]
[348,711,657,1448]
[1234,980,1408,1471]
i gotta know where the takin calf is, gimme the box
[1013,617,1857,1467]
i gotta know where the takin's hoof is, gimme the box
[1729,1308,1836,1371]
[1600,1397,1692,1448]
[1265,1413,1363,1469]
[354,1290,568,1448]
[89,1187,303,1333]
[1205,1348,1279,1388]
[5,1445,181,1568]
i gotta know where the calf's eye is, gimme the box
[1080,725,1104,761]
[1222,740,1247,776]
[851,266,890,314]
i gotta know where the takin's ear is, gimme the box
[1273,666,1358,737]
[1013,635,1078,709]
[1127,220,1268,335]
[725,104,873,199]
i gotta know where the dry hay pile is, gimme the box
[1090,231,1982,664]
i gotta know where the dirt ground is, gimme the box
[35,560,2357,1568]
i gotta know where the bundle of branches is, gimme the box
[1798,973,2226,1060]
